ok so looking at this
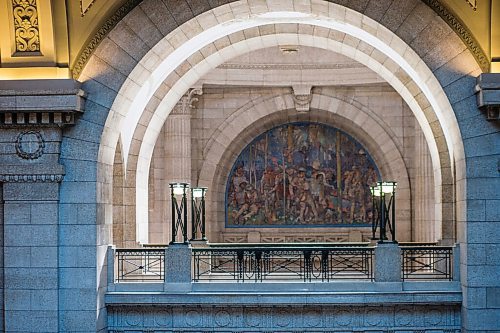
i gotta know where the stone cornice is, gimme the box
[0,79,86,127]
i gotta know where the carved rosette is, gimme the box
[15,130,44,159]
[12,0,40,53]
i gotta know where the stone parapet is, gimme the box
[106,284,461,332]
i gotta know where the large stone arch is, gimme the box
[125,26,456,244]
[57,0,490,331]
[195,92,415,242]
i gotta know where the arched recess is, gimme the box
[78,0,479,248]
[194,92,415,242]
[123,28,455,245]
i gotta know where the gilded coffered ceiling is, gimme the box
[0,0,498,80]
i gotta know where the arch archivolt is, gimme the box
[79,0,480,245]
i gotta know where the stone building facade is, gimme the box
[0,0,499,332]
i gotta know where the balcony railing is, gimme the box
[115,248,164,282]
[401,246,453,281]
[192,246,374,282]
[112,244,455,283]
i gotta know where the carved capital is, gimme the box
[171,87,203,115]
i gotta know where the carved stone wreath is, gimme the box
[15,130,45,159]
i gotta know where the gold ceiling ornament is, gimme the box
[80,0,97,17]
[12,0,40,53]
[465,0,477,11]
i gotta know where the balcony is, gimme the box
[105,242,462,332]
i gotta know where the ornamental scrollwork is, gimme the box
[12,0,40,53]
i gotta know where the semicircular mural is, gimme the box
[226,122,381,227]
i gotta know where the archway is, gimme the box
[64,0,487,330]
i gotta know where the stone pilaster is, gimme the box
[165,88,202,180]
[0,79,85,332]
[162,88,202,243]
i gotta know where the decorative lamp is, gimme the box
[169,182,189,244]
[191,187,208,241]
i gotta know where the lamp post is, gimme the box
[191,187,207,241]
[370,181,397,243]
[169,182,189,244]
[370,184,381,240]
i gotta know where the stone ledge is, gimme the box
[106,282,462,306]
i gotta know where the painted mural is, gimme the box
[226,122,381,227]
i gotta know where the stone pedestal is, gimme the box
[165,244,193,284]
[374,242,401,282]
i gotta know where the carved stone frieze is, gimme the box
[0,174,63,183]
[12,0,40,53]
[107,304,461,332]
[218,63,365,71]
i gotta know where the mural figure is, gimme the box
[226,122,380,227]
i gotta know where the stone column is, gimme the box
[163,88,202,243]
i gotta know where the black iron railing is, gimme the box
[401,246,453,281]
[116,249,164,282]
[192,246,374,282]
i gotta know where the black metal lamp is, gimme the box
[370,181,397,243]
[169,182,189,244]
[191,187,207,241]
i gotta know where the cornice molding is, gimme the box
[72,0,143,79]
[72,0,489,79]
[423,0,489,72]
